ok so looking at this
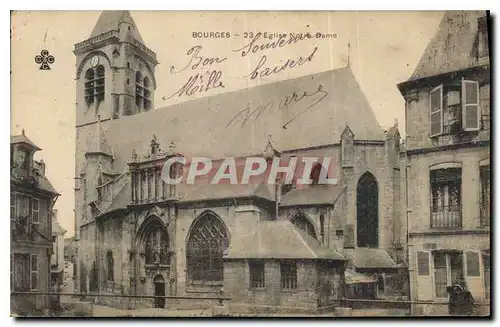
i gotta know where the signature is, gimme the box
[233,32,311,57]
[170,45,227,74]
[226,83,329,129]
[163,70,225,100]
[247,46,318,80]
[164,45,227,100]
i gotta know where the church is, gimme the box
[74,11,406,314]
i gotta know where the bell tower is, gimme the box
[73,11,158,295]
[74,10,158,124]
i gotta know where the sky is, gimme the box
[10,11,444,237]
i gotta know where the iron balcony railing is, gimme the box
[430,205,462,229]
[480,202,490,227]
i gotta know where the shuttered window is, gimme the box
[462,79,480,131]
[31,254,38,290]
[466,251,480,277]
[417,251,430,275]
[430,85,443,137]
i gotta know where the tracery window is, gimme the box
[145,223,169,265]
[187,213,229,283]
[84,65,105,106]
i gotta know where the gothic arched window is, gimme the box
[187,213,229,283]
[84,65,105,106]
[291,213,317,239]
[135,71,143,107]
[106,250,114,282]
[144,222,169,265]
[356,172,379,248]
[143,77,152,110]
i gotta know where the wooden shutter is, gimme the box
[416,250,433,300]
[464,250,483,300]
[462,79,480,131]
[429,85,443,137]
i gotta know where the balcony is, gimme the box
[480,202,490,228]
[431,205,462,229]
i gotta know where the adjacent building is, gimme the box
[51,209,67,288]
[397,11,490,316]
[11,130,60,312]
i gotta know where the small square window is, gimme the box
[249,261,265,288]
[280,261,297,290]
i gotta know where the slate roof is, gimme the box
[90,11,145,44]
[409,11,488,82]
[178,183,274,203]
[106,67,386,172]
[347,248,398,269]
[280,185,343,207]
[345,269,376,284]
[11,133,41,150]
[224,220,345,260]
[36,175,59,195]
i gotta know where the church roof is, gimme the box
[107,66,385,171]
[90,11,145,44]
[280,185,343,207]
[179,183,274,203]
[224,220,345,260]
[408,11,488,82]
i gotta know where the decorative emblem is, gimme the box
[90,55,99,68]
[34,49,55,70]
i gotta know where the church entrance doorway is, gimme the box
[153,275,166,308]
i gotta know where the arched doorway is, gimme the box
[356,172,379,248]
[153,274,166,308]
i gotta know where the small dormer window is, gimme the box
[429,79,480,138]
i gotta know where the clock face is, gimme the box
[90,56,99,68]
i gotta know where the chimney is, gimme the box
[38,159,46,176]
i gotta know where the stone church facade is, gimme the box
[74,11,406,313]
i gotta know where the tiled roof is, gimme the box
[345,269,376,284]
[37,175,59,195]
[106,67,386,172]
[409,11,488,82]
[347,248,398,269]
[280,185,343,207]
[90,11,144,44]
[178,183,275,203]
[10,134,41,150]
[224,220,345,260]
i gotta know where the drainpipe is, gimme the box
[404,98,412,316]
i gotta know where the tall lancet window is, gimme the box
[135,71,143,108]
[85,65,105,107]
[143,77,152,110]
